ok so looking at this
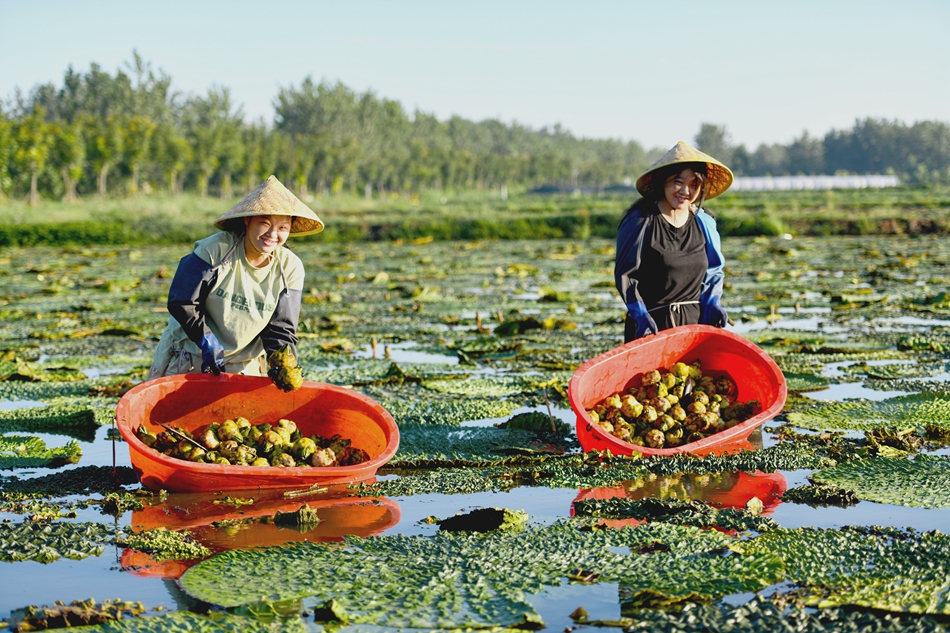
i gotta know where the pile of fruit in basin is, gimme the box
[586,360,760,449]
[135,417,370,467]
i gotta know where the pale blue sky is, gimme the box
[2,0,947,150]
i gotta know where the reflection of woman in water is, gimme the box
[615,141,734,343]
[148,176,323,387]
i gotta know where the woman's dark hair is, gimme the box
[620,162,708,225]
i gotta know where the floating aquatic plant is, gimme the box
[179,521,768,627]
[121,527,212,562]
[787,393,950,432]
[810,455,950,508]
[0,520,115,563]
[0,434,82,469]
[734,527,950,614]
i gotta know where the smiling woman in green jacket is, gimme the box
[148,176,323,390]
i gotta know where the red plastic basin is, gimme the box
[568,325,786,457]
[115,373,399,491]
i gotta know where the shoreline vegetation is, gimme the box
[1,186,949,247]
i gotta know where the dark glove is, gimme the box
[701,297,729,328]
[199,333,226,375]
[626,302,658,339]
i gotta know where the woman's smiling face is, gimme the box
[244,215,292,259]
[663,168,703,212]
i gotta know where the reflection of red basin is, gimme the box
[571,470,787,528]
[122,487,401,579]
[569,325,787,457]
[120,549,195,579]
[115,374,399,491]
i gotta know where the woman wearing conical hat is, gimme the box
[614,141,733,343]
[147,176,323,389]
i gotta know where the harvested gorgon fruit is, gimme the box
[135,417,370,467]
[586,360,759,449]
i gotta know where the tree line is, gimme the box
[694,122,950,186]
[1,54,948,206]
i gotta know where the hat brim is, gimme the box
[213,176,324,236]
[635,142,734,200]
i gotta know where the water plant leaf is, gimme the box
[121,527,212,562]
[0,434,82,469]
[572,497,778,533]
[619,594,946,631]
[734,527,950,614]
[0,465,137,498]
[391,424,545,467]
[0,520,115,562]
[786,393,950,431]
[780,483,860,507]
[179,521,753,627]
[810,455,950,508]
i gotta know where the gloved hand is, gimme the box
[626,302,658,339]
[702,298,729,328]
[199,333,226,375]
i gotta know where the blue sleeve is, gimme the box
[614,209,649,315]
[260,288,301,358]
[696,211,728,326]
[167,252,219,346]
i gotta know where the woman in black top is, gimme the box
[614,142,734,343]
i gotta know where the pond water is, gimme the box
[2,235,950,630]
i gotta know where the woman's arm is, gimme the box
[615,207,658,338]
[259,287,302,358]
[696,211,728,327]
[167,253,219,345]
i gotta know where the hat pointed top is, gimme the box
[214,176,324,236]
[635,141,734,200]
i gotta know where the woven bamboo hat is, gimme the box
[635,141,734,200]
[214,176,324,236]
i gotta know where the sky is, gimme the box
[1,0,948,151]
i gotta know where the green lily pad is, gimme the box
[811,455,950,508]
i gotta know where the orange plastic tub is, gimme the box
[115,373,399,491]
[568,325,786,457]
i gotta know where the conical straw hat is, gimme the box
[635,141,734,200]
[214,176,324,236]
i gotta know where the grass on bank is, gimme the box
[1,186,949,247]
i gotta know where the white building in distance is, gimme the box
[731,175,899,191]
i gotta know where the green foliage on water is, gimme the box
[811,455,950,508]
[619,595,948,632]
[735,527,950,614]
[179,521,762,627]
[0,434,82,469]
[391,423,555,467]
[0,465,137,498]
[787,393,950,432]
[0,520,115,563]
[365,442,832,497]
[121,527,212,562]
[572,497,779,533]
[53,611,309,632]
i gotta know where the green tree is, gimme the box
[183,87,237,197]
[86,114,125,195]
[13,107,54,206]
[786,131,825,175]
[123,115,156,195]
[0,112,14,200]
[50,117,86,202]
[694,123,734,166]
[151,122,190,193]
